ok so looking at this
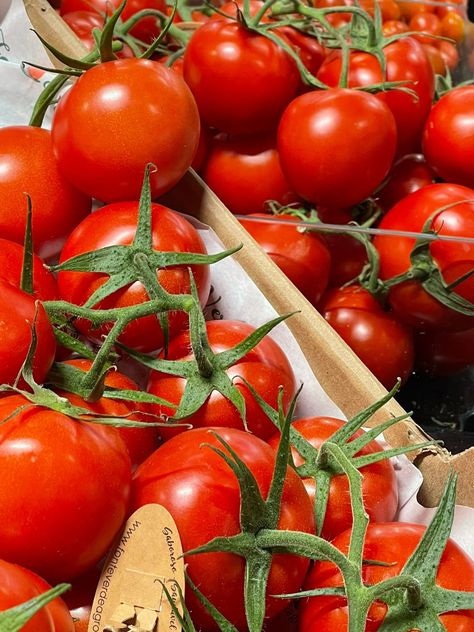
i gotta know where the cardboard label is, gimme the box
[88,505,184,632]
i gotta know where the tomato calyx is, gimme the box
[0,583,70,632]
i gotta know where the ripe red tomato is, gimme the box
[52,59,200,202]
[300,522,474,631]
[382,19,410,36]
[422,42,448,75]
[375,183,474,331]
[416,327,474,375]
[277,89,397,209]
[440,10,465,43]
[438,40,460,71]
[423,86,474,188]
[239,214,331,305]
[183,21,300,135]
[278,26,326,79]
[62,11,133,57]
[0,279,56,386]
[56,359,159,468]
[320,286,414,388]
[57,201,210,352]
[376,154,436,213]
[0,127,91,260]
[267,416,398,539]
[202,134,298,215]
[121,0,166,42]
[0,559,74,631]
[0,394,131,582]
[147,320,296,440]
[132,426,314,630]
[409,12,442,45]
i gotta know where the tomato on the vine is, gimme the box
[376,154,436,213]
[62,11,134,57]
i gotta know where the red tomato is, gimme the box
[277,89,397,209]
[409,12,442,45]
[0,559,74,631]
[183,21,300,135]
[382,19,410,37]
[132,426,314,630]
[0,237,58,300]
[359,0,400,19]
[0,394,131,582]
[376,154,436,212]
[267,416,398,539]
[121,0,166,42]
[0,279,56,386]
[191,123,211,173]
[209,0,270,20]
[56,359,159,468]
[423,87,474,188]
[375,183,474,331]
[317,38,435,157]
[279,26,326,78]
[147,320,296,440]
[57,201,210,352]
[52,59,200,202]
[398,1,434,19]
[0,127,91,260]
[416,327,474,375]
[320,286,414,388]
[422,42,448,75]
[440,10,465,43]
[60,0,120,15]
[300,522,474,631]
[438,40,460,71]
[62,11,133,57]
[239,214,331,305]
[202,134,298,214]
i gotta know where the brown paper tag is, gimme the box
[88,505,184,632]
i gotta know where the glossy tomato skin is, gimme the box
[0,279,56,386]
[57,201,210,352]
[375,183,474,331]
[239,214,331,306]
[52,59,200,202]
[0,127,91,260]
[0,237,58,300]
[423,86,474,188]
[300,523,474,631]
[277,89,397,209]
[57,359,159,468]
[132,426,314,631]
[415,327,474,375]
[202,134,298,215]
[267,416,398,539]
[147,320,296,440]
[0,395,131,583]
[320,286,414,388]
[183,21,300,135]
[0,559,74,632]
[376,154,436,213]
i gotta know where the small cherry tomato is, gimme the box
[376,154,436,212]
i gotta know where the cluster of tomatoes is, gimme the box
[0,0,473,629]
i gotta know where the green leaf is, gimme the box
[20,194,34,296]
[98,0,127,61]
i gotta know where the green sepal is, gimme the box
[0,584,70,632]
[20,194,34,296]
[98,0,127,61]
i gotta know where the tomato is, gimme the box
[210,0,270,21]
[300,522,474,631]
[52,59,200,203]
[60,0,120,15]
[62,11,133,57]
[191,123,211,172]
[398,1,434,19]
[239,214,331,305]
[267,416,398,539]
[409,12,442,45]
[317,38,435,157]
[56,359,159,468]
[0,279,55,387]
[0,559,74,631]
[0,127,91,260]
[202,134,298,214]
[423,87,474,188]
[320,286,414,388]
[375,183,474,331]
[376,154,436,213]
[440,10,465,43]
[132,426,314,630]
[57,201,210,353]
[359,0,400,20]
[278,26,326,78]
[183,21,300,135]
[121,0,166,42]
[382,19,409,37]
[315,0,353,27]
[416,327,474,375]
[277,89,397,209]
[422,42,448,75]
[0,394,131,582]
[438,40,460,71]
[147,320,296,440]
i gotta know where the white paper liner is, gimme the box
[1,0,474,562]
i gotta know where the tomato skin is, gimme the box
[320,286,414,388]
[423,86,474,189]
[0,127,91,260]
[277,89,397,209]
[52,59,200,203]
[375,183,474,331]
[0,394,131,583]
[376,154,436,213]
[132,426,314,631]
[57,359,159,468]
[239,214,331,306]
[416,327,474,375]
[202,134,298,215]
[409,12,442,45]
[57,201,210,352]
[183,21,300,135]
[440,10,465,43]
[422,42,448,75]
[0,279,56,387]
[300,522,474,632]
[267,416,398,539]
[147,320,296,440]
[0,560,74,632]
